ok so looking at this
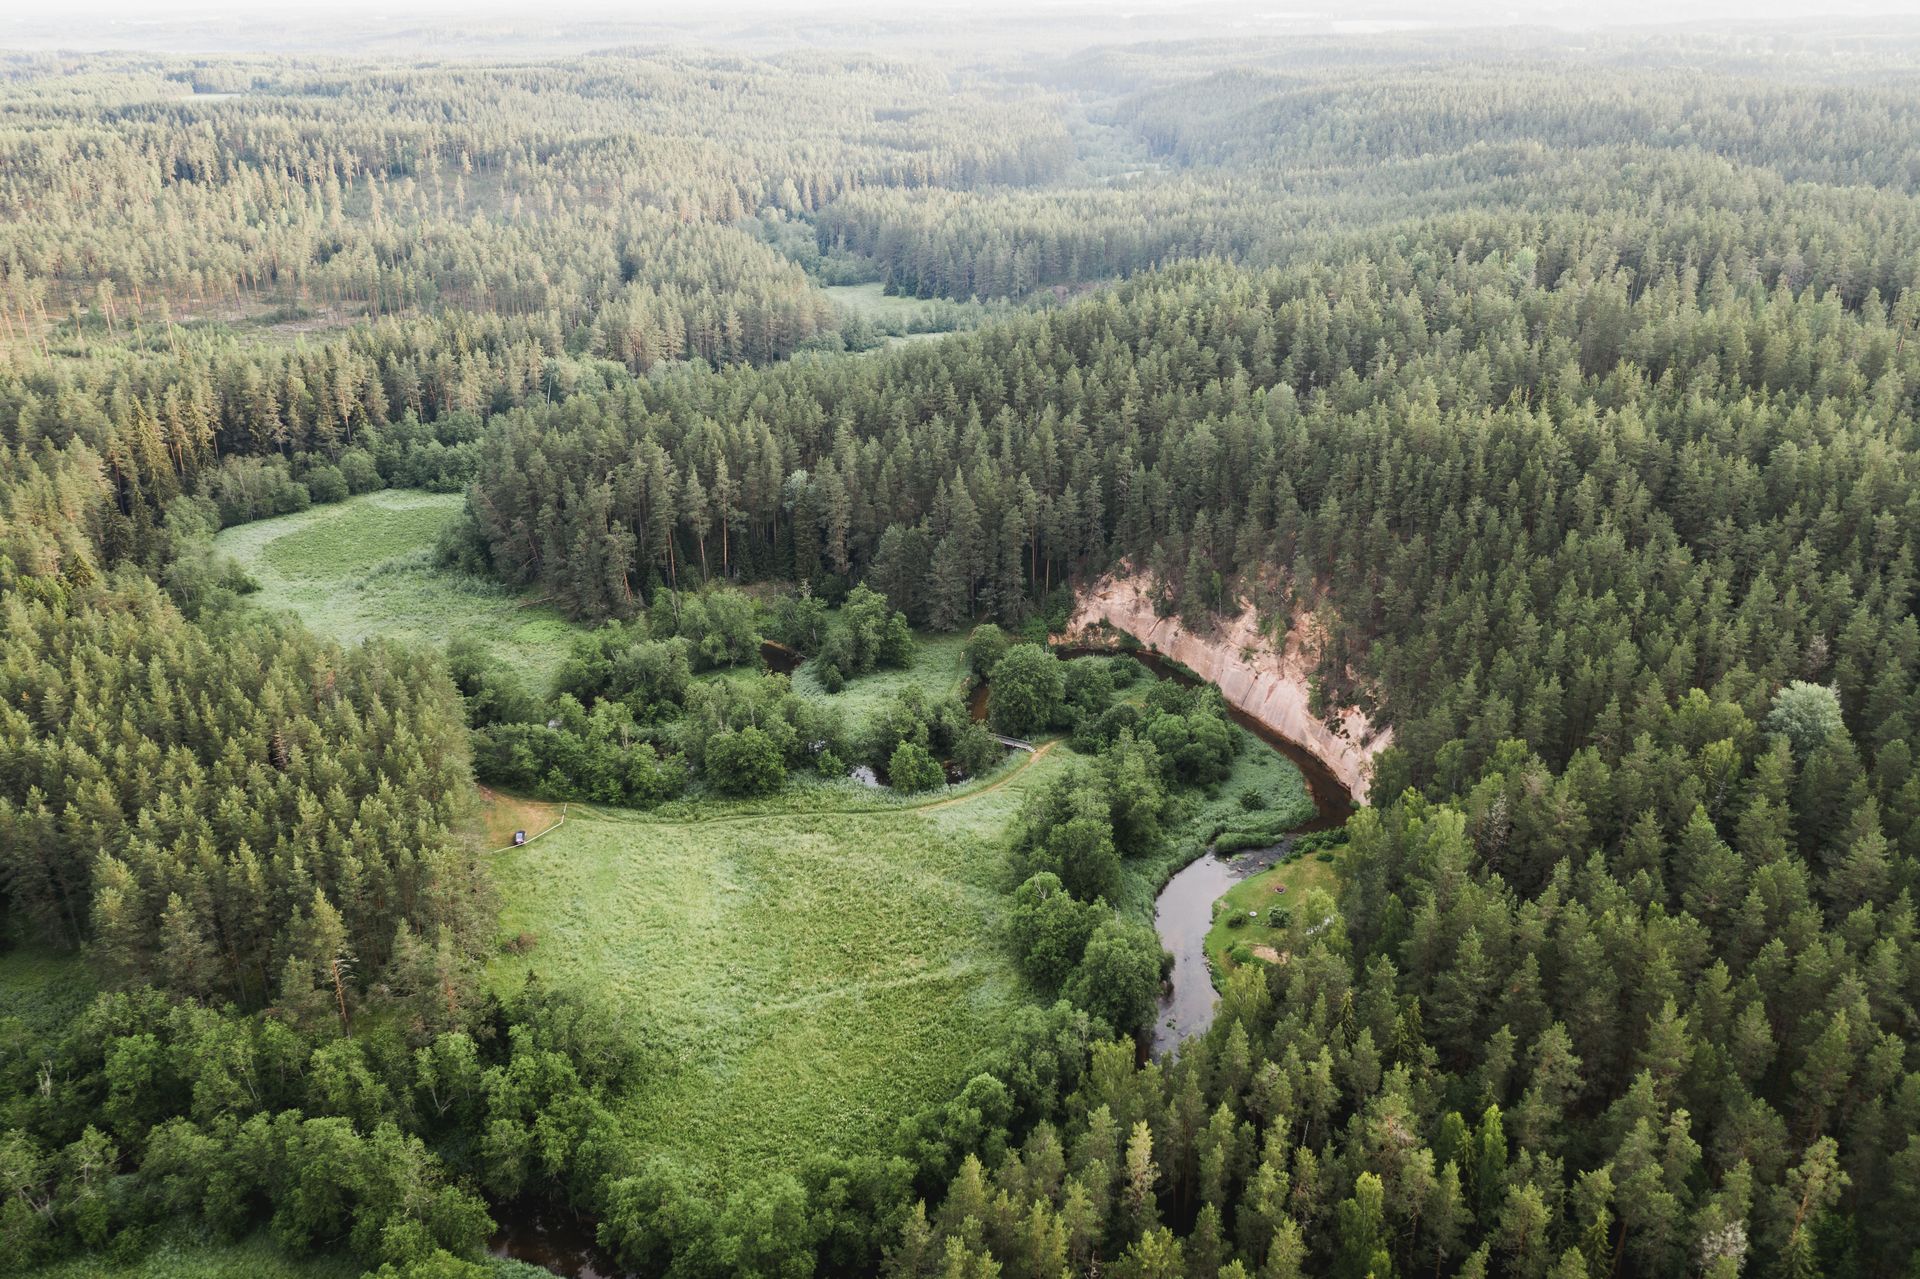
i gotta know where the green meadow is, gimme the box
[208,492,1316,1187]
[790,630,973,717]
[213,490,580,693]
[1202,852,1343,983]
[486,746,1071,1185]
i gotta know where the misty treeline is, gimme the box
[0,25,1919,1279]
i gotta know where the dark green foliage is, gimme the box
[964,624,1009,677]
[704,727,787,797]
[0,979,626,1276]
[0,581,483,1009]
[815,585,915,689]
[7,24,1920,1279]
[888,742,945,794]
[1064,918,1163,1037]
[554,623,694,718]
[863,686,989,781]
[1007,873,1104,989]
[653,589,762,672]
[446,637,543,729]
[988,645,1067,738]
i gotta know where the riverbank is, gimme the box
[1059,571,1391,803]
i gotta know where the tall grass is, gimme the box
[213,490,581,693]
[486,747,1073,1186]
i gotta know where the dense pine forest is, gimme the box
[2,11,1919,1279]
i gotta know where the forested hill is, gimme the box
[455,110,1920,1276]
[1,25,1919,1279]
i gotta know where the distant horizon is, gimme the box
[9,0,1920,56]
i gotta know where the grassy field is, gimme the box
[213,490,580,694]
[1203,853,1342,982]
[822,281,951,326]
[0,945,96,1033]
[485,744,1070,1186]
[789,630,973,721]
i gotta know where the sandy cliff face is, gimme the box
[1060,572,1392,804]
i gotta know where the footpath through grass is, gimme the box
[213,490,579,694]
[485,745,1071,1187]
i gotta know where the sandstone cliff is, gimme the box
[1060,573,1391,803]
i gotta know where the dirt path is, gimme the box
[911,739,1057,813]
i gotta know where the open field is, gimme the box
[485,744,1073,1186]
[821,281,954,326]
[789,630,973,720]
[1203,853,1342,982]
[213,491,580,693]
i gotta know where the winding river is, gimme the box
[490,641,1351,1274]
[1052,646,1355,1056]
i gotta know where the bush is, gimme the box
[964,623,1009,676]
[1238,787,1267,811]
[1008,872,1102,989]
[304,463,349,505]
[339,448,383,493]
[988,644,1065,738]
[705,727,786,796]
[889,741,945,794]
[1065,917,1164,1036]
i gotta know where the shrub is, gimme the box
[304,463,349,505]
[1065,917,1163,1036]
[889,741,945,794]
[339,448,382,493]
[988,644,1065,737]
[964,623,1009,676]
[705,727,786,796]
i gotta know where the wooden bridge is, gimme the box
[989,733,1037,752]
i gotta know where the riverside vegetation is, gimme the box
[2,15,1920,1279]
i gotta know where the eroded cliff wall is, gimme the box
[1061,573,1392,803]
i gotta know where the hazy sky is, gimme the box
[19,0,1920,22]
[8,0,1920,54]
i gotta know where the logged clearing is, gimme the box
[487,746,1074,1185]
[213,490,580,693]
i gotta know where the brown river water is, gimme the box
[491,642,1351,1274]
